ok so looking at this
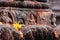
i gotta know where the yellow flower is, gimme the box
[12,22,24,30]
[13,23,19,30]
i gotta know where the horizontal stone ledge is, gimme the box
[0,1,49,9]
[0,7,51,11]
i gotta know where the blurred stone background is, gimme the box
[48,0,60,25]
